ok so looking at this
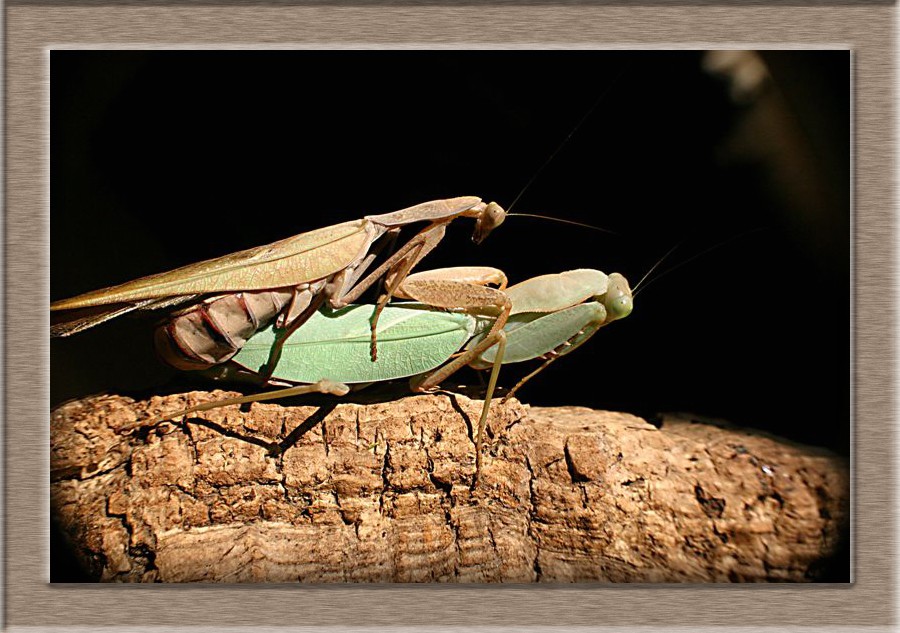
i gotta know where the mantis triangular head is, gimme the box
[602,272,634,322]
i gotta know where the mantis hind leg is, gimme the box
[117,380,351,435]
[473,331,506,489]
[502,318,606,402]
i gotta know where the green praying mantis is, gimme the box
[132,267,634,481]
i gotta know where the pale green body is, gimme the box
[230,269,633,390]
[133,268,633,486]
[230,303,476,384]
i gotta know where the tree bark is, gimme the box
[51,390,848,582]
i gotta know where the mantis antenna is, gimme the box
[633,226,769,298]
[506,213,618,235]
[632,242,684,297]
[501,68,629,237]
[505,67,628,214]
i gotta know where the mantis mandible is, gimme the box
[135,267,634,483]
[51,197,507,375]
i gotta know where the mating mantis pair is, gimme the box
[51,197,633,480]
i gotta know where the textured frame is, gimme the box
[15,2,886,630]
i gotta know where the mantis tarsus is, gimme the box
[135,267,634,483]
[51,197,507,374]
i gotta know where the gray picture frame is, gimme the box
[17,2,879,630]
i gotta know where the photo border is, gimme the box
[11,2,887,630]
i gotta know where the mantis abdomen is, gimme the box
[153,286,316,371]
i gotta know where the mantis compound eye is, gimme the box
[472,202,507,244]
[608,294,633,320]
[604,273,634,321]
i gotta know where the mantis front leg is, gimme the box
[329,200,505,362]
[394,267,512,486]
[257,220,446,375]
[470,270,634,401]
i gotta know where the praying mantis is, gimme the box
[51,197,508,374]
[50,59,636,485]
[134,267,634,481]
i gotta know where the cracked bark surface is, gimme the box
[51,390,848,583]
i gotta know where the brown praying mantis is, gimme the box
[51,197,508,375]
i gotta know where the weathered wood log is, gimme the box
[51,390,848,582]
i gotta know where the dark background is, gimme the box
[51,51,850,580]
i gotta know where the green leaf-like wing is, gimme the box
[232,304,476,384]
[472,302,607,366]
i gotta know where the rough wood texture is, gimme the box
[51,390,848,583]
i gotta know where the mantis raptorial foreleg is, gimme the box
[468,270,634,400]
[392,266,513,483]
[396,267,511,389]
[244,212,452,377]
[346,225,445,361]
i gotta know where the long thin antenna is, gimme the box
[633,227,768,298]
[632,242,683,296]
[507,212,619,235]
[506,67,628,213]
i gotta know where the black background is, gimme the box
[51,51,850,580]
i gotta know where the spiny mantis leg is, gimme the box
[369,228,401,299]
[365,238,431,361]
[410,293,510,391]
[117,379,350,435]
[473,330,506,488]
[502,317,606,403]
[400,274,513,487]
[335,223,447,360]
[257,223,434,376]
[324,224,405,310]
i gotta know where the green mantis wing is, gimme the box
[506,268,608,314]
[231,303,477,384]
[468,269,632,369]
[472,302,608,367]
